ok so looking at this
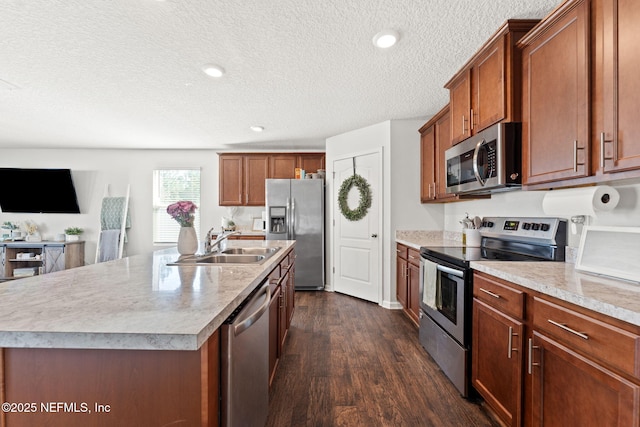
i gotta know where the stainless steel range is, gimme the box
[418,217,567,397]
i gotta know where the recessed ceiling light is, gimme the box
[202,64,225,78]
[250,126,264,132]
[373,29,400,49]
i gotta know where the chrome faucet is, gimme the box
[205,229,240,253]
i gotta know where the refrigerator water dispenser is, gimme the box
[269,207,287,234]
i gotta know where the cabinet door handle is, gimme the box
[528,338,540,375]
[600,132,614,168]
[508,326,518,359]
[548,319,589,340]
[573,140,585,172]
[479,288,501,299]
[470,108,474,130]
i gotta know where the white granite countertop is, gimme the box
[396,231,640,328]
[0,240,295,351]
[395,230,462,249]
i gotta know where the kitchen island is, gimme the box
[0,240,295,427]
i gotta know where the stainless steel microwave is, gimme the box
[444,122,522,194]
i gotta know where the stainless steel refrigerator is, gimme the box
[266,179,324,290]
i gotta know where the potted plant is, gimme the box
[1,221,18,240]
[24,221,41,242]
[64,227,84,242]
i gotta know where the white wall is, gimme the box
[326,119,443,307]
[0,149,266,263]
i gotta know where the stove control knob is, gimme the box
[541,223,550,232]
[523,223,531,230]
[487,221,494,228]
[532,223,541,231]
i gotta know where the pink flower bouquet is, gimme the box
[167,201,198,227]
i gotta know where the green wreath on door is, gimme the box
[338,174,372,221]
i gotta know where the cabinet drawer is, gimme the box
[396,244,408,260]
[407,248,420,266]
[534,297,640,379]
[473,273,524,319]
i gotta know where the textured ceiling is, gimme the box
[0,0,559,150]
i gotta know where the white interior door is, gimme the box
[333,151,381,303]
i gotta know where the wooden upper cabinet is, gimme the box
[474,39,506,132]
[419,121,436,202]
[244,155,269,206]
[600,0,640,174]
[219,152,325,205]
[419,105,482,203]
[445,20,539,146]
[520,0,590,185]
[448,70,472,145]
[219,155,244,205]
[269,155,297,179]
[298,154,325,175]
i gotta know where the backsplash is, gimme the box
[443,180,640,248]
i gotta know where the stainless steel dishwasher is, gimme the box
[221,281,271,427]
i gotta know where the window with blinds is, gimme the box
[153,169,201,244]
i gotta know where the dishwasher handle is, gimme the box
[234,282,271,337]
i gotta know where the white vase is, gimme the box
[177,226,198,255]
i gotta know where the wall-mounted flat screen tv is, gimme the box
[0,168,81,213]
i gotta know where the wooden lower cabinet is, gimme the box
[268,249,295,386]
[1,332,220,427]
[395,244,420,326]
[286,261,295,328]
[472,271,640,426]
[472,300,523,427]
[530,332,640,426]
[407,261,420,325]
[268,284,281,386]
[396,255,408,309]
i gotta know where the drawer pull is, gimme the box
[507,326,518,359]
[573,140,585,172]
[480,288,501,299]
[408,255,417,260]
[528,338,540,375]
[548,319,589,340]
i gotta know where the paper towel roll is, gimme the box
[542,185,620,215]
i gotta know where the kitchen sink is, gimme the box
[168,247,280,266]
[220,247,279,255]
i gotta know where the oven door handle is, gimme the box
[436,264,464,278]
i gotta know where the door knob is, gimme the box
[371,234,378,238]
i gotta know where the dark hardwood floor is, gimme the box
[267,291,499,427]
